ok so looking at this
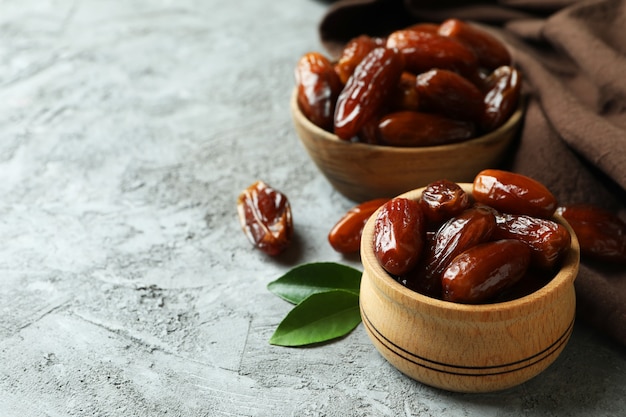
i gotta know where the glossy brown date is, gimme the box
[492,267,555,302]
[405,22,440,35]
[480,66,522,131]
[386,30,478,77]
[377,111,475,147]
[416,69,484,121]
[389,72,420,112]
[403,206,496,297]
[557,204,626,264]
[493,213,571,270]
[473,169,558,219]
[373,198,425,276]
[334,47,404,140]
[237,181,293,256]
[442,239,531,304]
[419,179,471,225]
[334,35,385,85]
[438,18,511,71]
[328,198,389,254]
[356,116,382,144]
[295,52,343,132]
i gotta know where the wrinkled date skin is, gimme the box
[419,179,471,225]
[373,198,425,276]
[377,111,475,147]
[295,52,343,132]
[473,169,558,219]
[480,66,522,132]
[334,47,404,140]
[438,18,511,71]
[328,198,389,254]
[442,239,531,304]
[558,204,626,264]
[494,213,571,270]
[416,69,484,121]
[403,206,496,297]
[237,181,293,256]
[386,30,478,77]
[335,35,385,85]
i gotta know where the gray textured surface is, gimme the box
[0,1,625,416]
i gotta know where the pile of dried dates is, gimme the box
[373,169,569,304]
[327,169,626,304]
[295,19,521,146]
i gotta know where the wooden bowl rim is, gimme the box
[291,87,526,153]
[360,183,581,316]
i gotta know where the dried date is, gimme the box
[335,35,385,85]
[480,66,522,131]
[492,268,555,302]
[493,213,571,270]
[442,239,531,304]
[377,111,475,147]
[419,179,471,226]
[373,198,425,276]
[473,169,558,219]
[438,18,511,71]
[402,206,496,297]
[356,116,382,144]
[557,204,626,264]
[295,52,343,132]
[237,181,293,256]
[386,30,478,77]
[389,72,420,112]
[416,69,484,121]
[334,47,404,140]
[405,22,440,35]
[328,198,389,254]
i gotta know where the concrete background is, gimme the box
[0,0,624,415]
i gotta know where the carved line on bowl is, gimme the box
[360,305,574,377]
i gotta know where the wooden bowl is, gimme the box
[359,184,580,393]
[291,89,525,202]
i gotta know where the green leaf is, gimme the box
[267,262,362,304]
[269,290,361,346]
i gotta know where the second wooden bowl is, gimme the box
[291,89,525,202]
[359,184,580,393]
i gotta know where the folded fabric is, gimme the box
[318,0,626,347]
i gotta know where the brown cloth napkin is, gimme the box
[318,0,626,347]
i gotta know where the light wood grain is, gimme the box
[359,184,580,393]
[291,89,525,202]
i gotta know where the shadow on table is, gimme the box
[270,229,310,266]
[271,227,363,268]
